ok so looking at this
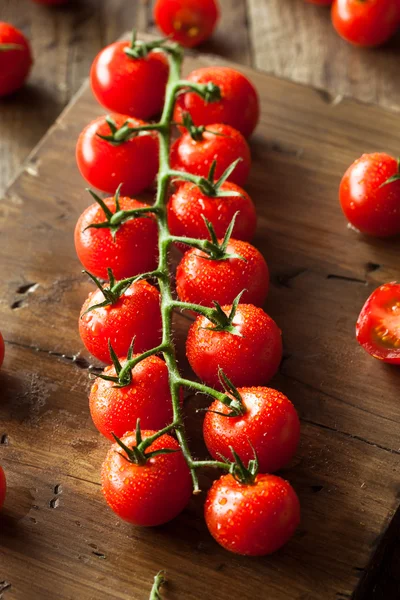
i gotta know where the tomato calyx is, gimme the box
[181,213,245,261]
[171,158,244,199]
[124,29,180,60]
[96,115,155,146]
[204,290,245,336]
[204,368,246,417]
[95,338,137,387]
[149,571,167,600]
[85,186,157,238]
[179,111,225,142]
[220,446,259,485]
[112,420,178,466]
[380,158,400,188]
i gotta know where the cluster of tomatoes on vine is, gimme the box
[71,32,303,557]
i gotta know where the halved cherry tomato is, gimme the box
[339,153,400,237]
[203,387,300,474]
[102,430,192,526]
[186,304,282,388]
[205,473,300,555]
[170,123,251,187]
[356,282,400,364]
[0,22,32,97]
[75,196,158,281]
[76,115,158,196]
[154,0,219,48]
[90,356,176,440]
[174,67,260,138]
[332,0,400,47]
[0,466,6,510]
[90,41,169,119]
[79,280,162,363]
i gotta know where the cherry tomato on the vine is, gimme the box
[0,22,32,97]
[339,153,400,237]
[75,196,158,281]
[76,115,158,196]
[168,182,257,245]
[205,473,300,555]
[186,304,282,388]
[90,41,169,119]
[174,67,260,138]
[204,387,300,474]
[90,356,177,440]
[154,0,219,48]
[332,0,400,47]
[170,123,251,187]
[0,466,6,510]
[176,239,269,308]
[356,282,400,364]
[0,332,4,368]
[79,280,162,363]
[102,430,192,526]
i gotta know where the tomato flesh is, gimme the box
[356,283,400,364]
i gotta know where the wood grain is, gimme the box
[1,46,400,599]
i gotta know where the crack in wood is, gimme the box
[4,339,101,371]
[327,274,367,285]
[0,434,9,445]
[0,582,11,596]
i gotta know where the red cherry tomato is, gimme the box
[174,67,259,138]
[0,332,4,368]
[204,387,300,474]
[0,466,6,510]
[90,41,169,119]
[356,282,400,364]
[154,0,219,48]
[90,356,176,440]
[170,123,251,187]
[332,0,400,47]
[176,239,269,309]
[76,115,158,196]
[339,153,400,237]
[79,281,162,363]
[186,304,282,388]
[205,473,300,555]
[75,196,158,281]
[102,430,192,526]
[0,22,32,97]
[168,182,257,246]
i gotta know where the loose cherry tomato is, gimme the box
[76,115,158,196]
[176,239,269,308]
[332,0,400,47]
[0,22,32,97]
[204,387,300,473]
[168,182,256,245]
[154,0,219,48]
[205,473,300,555]
[75,196,158,281]
[170,123,250,187]
[186,304,282,388]
[356,282,400,364]
[90,41,169,119]
[0,466,6,510]
[339,153,400,237]
[90,356,176,440]
[102,430,192,526]
[0,332,4,368]
[174,67,259,138]
[79,281,162,363]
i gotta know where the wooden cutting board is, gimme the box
[1,37,400,600]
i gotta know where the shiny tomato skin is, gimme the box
[90,41,169,119]
[332,0,400,47]
[356,282,400,364]
[76,115,158,196]
[79,281,162,363]
[170,123,251,187]
[205,473,300,556]
[0,22,32,97]
[102,430,192,526]
[167,181,257,245]
[176,239,269,309]
[339,153,400,237]
[90,355,175,440]
[75,196,158,281]
[154,0,219,48]
[0,466,6,510]
[186,304,282,388]
[204,387,300,473]
[174,67,260,138]
[0,332,4,368]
